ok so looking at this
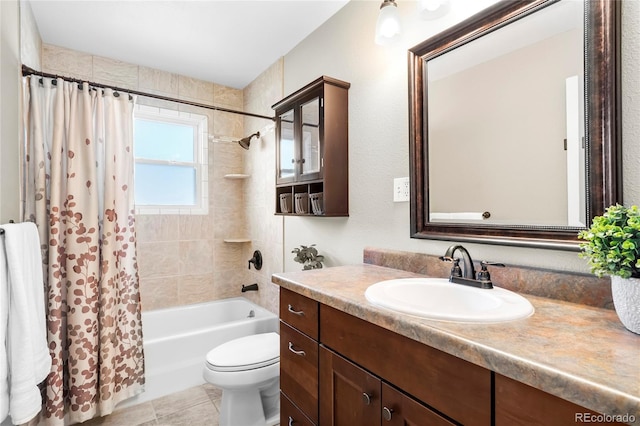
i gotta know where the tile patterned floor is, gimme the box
[82,384,222,426]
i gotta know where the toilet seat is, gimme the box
[206,332,279,372]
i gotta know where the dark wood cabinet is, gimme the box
[281,392,315,426]
[319,346,380,425]
[279,289,320,425]
[279,287,627,426]
[320,346,455,426]
[272,76,349,217]
[320,304,492,426]
[381,383,456,426]
[495,374,626,426]
[279,288,489,426]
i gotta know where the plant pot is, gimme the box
[610,275,640,334]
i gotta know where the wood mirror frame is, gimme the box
[408,0,621,251]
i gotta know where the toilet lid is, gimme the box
[206,332,280,372]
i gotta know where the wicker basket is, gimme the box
[310,192,324,215]
[294,193,309,214]
[279,193,292,213]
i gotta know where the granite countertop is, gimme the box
[272,264,640,423]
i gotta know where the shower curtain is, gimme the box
[22,76,144,424]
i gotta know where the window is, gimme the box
[134,105,208,214]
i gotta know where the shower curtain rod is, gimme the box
[21,65,275,122]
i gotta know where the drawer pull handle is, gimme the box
[382,406,394,421]
[288,416,294,426]
[287,304,304,316]
[288,342,306,356]
[362,392,372,405]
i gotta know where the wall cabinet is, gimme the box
[272,76,350,216]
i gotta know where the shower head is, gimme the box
[238,132,260,150]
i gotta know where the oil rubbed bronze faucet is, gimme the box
[439,244,504,289]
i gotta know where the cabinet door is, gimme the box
[495,374,627,426]
[277,108,296,184]
[320,346,381,426]
[298,96,322,182]
[381,383,456,426]
[320,305,491,425]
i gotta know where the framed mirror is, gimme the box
[409,0,620,250]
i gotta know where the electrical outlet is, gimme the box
[393,177,410,202]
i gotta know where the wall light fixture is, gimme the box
[375,0,401,45]
[417,0,451,20]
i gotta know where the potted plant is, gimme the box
[292,244,325,270]
[578,204,640,334]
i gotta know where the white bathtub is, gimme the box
[121,297,279,407]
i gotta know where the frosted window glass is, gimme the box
[135,163,196,205]
[135,119,195,162]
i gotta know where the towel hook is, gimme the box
[0,219,15,235]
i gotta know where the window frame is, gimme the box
[133,105,208,215]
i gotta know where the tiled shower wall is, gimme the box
[41,44,254,311]
[242,59,284,314]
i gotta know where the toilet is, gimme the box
[203,332,280,426]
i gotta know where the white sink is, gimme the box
[365,278,534,323]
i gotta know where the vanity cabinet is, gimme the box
[495,374,626,426]
[279,288,491,426]
[320,346,456,426]
[272,76,350,216]
[280,288,319,425]
[320,305,491,426]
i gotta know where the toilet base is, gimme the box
[218,377,279,426]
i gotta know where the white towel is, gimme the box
[0,232,9,422]
[430,212,487,221]
[0,222,51,425]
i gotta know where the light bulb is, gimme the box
[418,0,450,20]
[375,0,401,45]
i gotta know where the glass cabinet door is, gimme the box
[300,97,321,180]
[278,109,295,182]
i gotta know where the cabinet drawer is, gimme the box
[280,287,318,339]
[281,392,316,426]
[280,322,319,423]
[320,304,491,426]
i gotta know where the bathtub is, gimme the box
[121,297,279,407]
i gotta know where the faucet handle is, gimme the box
[440,256,462,277]
[477,261,505,281]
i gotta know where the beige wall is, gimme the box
[429,29,581,225]
[40,44,255,312]
[6,0,640,312]
[1,0,21,224]
[19,0,40,70]
[279,0,640,274]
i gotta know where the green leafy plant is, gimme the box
[578,204,640,278]
[292,244,325,270]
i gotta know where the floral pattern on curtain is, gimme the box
[22,76,144,424]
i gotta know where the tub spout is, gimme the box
[242,283,259,292]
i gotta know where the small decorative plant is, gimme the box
[292,244,325,270]
[578,204,640,279]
